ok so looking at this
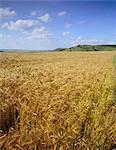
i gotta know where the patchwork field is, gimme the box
[0,51,116,149]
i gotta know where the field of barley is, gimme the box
[0,51,116,150]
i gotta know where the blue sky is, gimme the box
[0,1,116,50]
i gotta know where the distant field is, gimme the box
[0,51,116,149]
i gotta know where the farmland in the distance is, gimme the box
[0,51,116,149]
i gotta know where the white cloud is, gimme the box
[70,36,106,46]
[58,11,67,16]
[24,26,52,40]
[31,10,37,16]
[38,13,51,22]
[65,23,72,28]
[0,31,54,50]
[77,36,83,40]
[2,19,39,30]
[106,41,116,45]
[0,33,11,39]
[0,33,19,48]
[77,20,86,25]
[0,7,16,18]
[62,31,70,36]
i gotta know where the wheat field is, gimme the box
[0,51,116,149]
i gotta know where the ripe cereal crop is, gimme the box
[0,51,116,149]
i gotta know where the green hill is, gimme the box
[54,45,116,52]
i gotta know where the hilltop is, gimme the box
[54,45,116,52]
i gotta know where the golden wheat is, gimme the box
[0,51,116,149]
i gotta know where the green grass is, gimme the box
[54,45,116,52]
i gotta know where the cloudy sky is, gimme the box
[0,0,116,50]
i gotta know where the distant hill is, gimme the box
[54,45,116,52]
[1,45,116,52]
